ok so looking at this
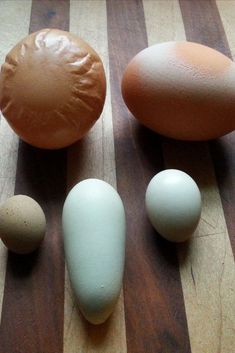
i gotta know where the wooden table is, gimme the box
[0,1,234,352]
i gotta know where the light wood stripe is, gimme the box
[64,1,126,352]
[217,0,235,59]
[107,0,190,352]
[143,0,185,43]
[165,142,235,353]
[0,0,32,323]
[143,1,235,352]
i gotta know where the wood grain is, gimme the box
[179,0,235,247]
[0,1,69,352]
[143,0,185,43]
[179,0,231,58]
[64,1,126,352]
[30,0,70,32]
[0,0,234,352]
[142,0,235,352]
[0,0,32,323]
[164,141,235,353]
[217,0,235,57]
[212,0,235,253]
[107,0,190,352]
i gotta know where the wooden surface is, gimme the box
[0,1,234,352]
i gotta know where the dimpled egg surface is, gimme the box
[62,179,126,325]
[0,28,106,149]
[0,195,46,254]
[122,41,235,140]
[145,169,201,242]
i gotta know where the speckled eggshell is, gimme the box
[122,41,235,140]
[62,179,126,325]
[0,28,106,149]
[145,169,202,242]
[0,195,46,254]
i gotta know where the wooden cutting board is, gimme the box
[0,1,234,352]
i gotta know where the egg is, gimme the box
[62,179,126,324]
[122,41,235,140]
[0,195,46,254]
[145,169,201,242]
[0,28,106,149]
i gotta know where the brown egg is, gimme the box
[122,41,235,140]
[0,195,46,254]
[0,28,106,149]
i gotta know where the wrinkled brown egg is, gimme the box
[0,28,106,149]
[0,195,46,254]
[122,41,235,141]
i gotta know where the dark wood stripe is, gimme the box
[107,1,191,352]
[30,0,70,32]
[179,0,235,253]
[179,0,231,58]
[0,1,69,352]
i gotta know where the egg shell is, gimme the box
[0,195,46,254]
[62,179,126,324]
[122,41,235,140]
[0,28,106,149]
[145,169,201,242]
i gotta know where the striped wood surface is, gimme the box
[0,1,234,353]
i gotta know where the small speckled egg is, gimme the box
[145,169,201,242]
[0,195,46,254]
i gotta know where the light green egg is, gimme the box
[62,178,126,325]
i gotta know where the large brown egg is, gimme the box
[0,29,106,149]
[122,41,235,141]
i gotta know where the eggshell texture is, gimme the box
[122,41,235,140]
[0,195,46,254]
[0,28,106,149]
[62,179,126,324]
[145,169,201,242]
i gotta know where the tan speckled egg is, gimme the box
[122,41,235,140]
[0,28,106,149]
[0,195,46,254]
